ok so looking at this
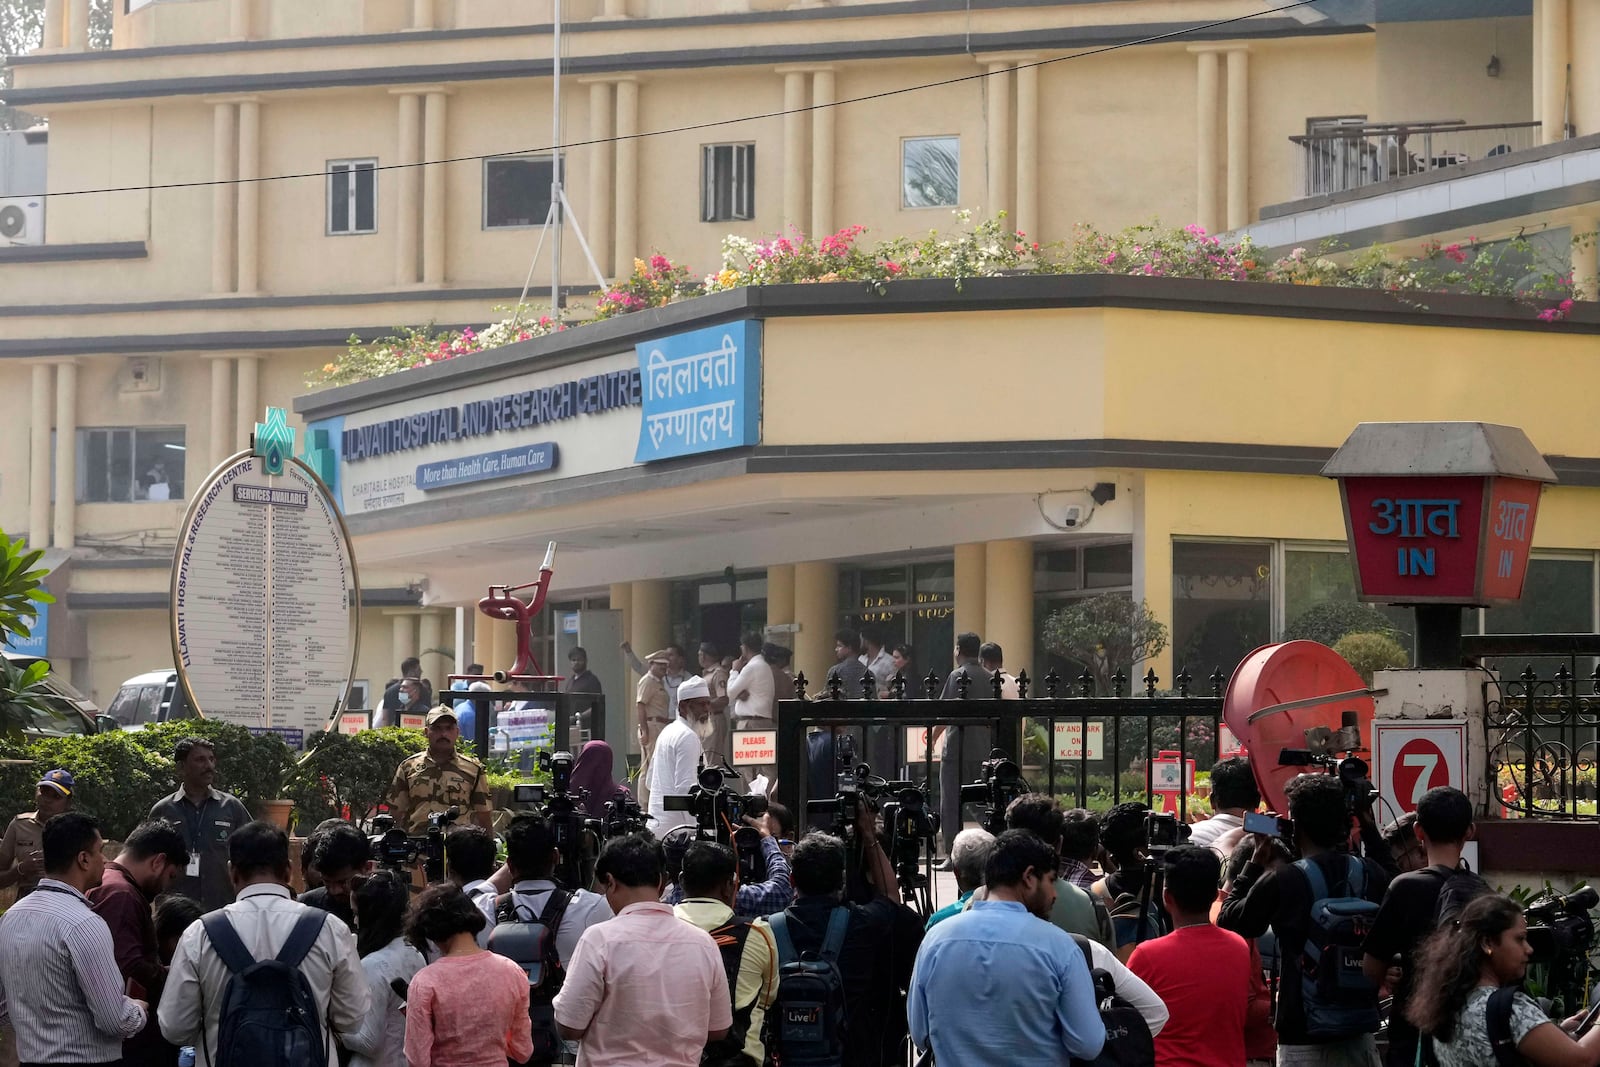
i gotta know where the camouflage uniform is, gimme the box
[386,749,492,833]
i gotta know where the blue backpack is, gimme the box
[768,908,850,1067]
[200,910,328,1067]
[1296,855,1381,1040]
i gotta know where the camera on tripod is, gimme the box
[960,750,1031,837]
[528,749,601,889]
[808,763,937,914]
[1143,810,1190,856]
[1278,712,1378,816]
[664,763,770,882]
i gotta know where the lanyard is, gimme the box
[179,794,210,847]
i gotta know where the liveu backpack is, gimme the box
[768,908,850,1067]
[1296,854,1382,1040]
[489,888,571,1066]
[200,910,328,1067]
[1067,934,1156,1067]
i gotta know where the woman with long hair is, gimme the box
[340,870,424,1067]
[403,882,534,1067]
[1408,893,1600,1066]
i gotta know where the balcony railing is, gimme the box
[1291,119,1543,199]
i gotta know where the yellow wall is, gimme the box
[1376,18,1533,128]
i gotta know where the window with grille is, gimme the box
[701,143,755,223]
[327,159,377,235]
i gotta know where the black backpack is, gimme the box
[1429,864,1491,928]
[200,910,328,1067]
[489,889,571,1066]
[768,908,850,1067]
[701,916,761,1067]
[1418,986,1527,1067]
[1067,934,1156,1067]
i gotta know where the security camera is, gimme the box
[1037,491,1097,531]
[1060,504,1088,528]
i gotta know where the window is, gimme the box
[484,154,562,229]
[701,143,756,222]
[1172,541,1272,675]
[839,561,956,678]
[902,135,960,208]
[77,427,186,503]
[1483,557,1594,635]
[326,159,376,235]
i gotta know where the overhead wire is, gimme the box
[8,0,1327,201]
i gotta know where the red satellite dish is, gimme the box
[1223,641,1376,816]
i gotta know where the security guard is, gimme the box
[387,704,494,833]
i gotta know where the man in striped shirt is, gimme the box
[0,811,148,1067]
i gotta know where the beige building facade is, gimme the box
[3,0,1599,710]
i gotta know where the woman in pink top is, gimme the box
[403,882,533,1067]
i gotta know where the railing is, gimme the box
[1291,119,1543,198]
[1475,634,1600,822]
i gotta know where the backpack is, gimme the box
[200,910,328,1067]
[701,916,762,1067]
[489,888,571,1066]
[1295,855,1382,1040]
[768,907,850,1067]
[1428,864,1490,928]
[1067,934,1156,1067]
[1416,986,1526,1067]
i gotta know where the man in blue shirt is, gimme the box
[925,827,994,930]
[909,829,1106,1064]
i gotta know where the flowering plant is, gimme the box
[593,254,697,320]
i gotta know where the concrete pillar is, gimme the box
[412,0,435,30]
[1542,0,1570,143]
[1194,49,1220,234]
[51,361,77,550]
[67,0,88,49]
[211,103,237,293]
[391,613,417,670]
[472,617,497,678]
[43,0,64,50]
[986,62,1012,222]
[766,563,796,625]
[1534,0,1544,126]
[587,80,616,279]
[490,622,518,683]
[601,0,629,15]
[417,611,444,695]
[209,356,233,469]
[235,354,258,455]
[1132,476,1176,682]
[810,68,835,240]
[422,90,448,285]
[1226,49,1250,231]
[393,92,422,286]
[793,561,838,686]
[781,70,808,233]
[1572,215,1600,300]
[1015,61,1039,243]
[984,540,1035,677]
[614,79,640,273]
[236,99,261,293]
[630,580,670,669]
[29,364,52,549]
[953,543,987,642]
[229,0,252,39]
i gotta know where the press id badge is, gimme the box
[187,853,201,877]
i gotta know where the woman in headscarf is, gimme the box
[569,740,630,816]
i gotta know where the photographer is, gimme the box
[300,822,372,928]
[663,811,793,918]
[1219,774,1396,1067]
[1090,802,1169,960]
[1407,893,1600,1067]
[489,815,613,965]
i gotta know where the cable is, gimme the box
[11,0,1322,201]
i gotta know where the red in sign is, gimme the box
[1480,477,1542,602]
[1391,737,1449,813]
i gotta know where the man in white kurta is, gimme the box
[647,675,713,835]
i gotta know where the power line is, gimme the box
[12,0,1322,201]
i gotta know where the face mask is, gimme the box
[398,690,412,706]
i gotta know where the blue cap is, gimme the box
[38,769,74,797]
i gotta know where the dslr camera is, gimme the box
[960,750,1031,837]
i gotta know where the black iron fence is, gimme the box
[1474,635,1600,822]
[772,666,1228,828]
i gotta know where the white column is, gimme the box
[986,61,1012,222]
[1016,60,1039,242]
[811,68,835,240]
[601,0,629,16]
[1194,49,1220,234]
[52,361,77,550]
[235,355,259,455]
[229,0,253,39]
[781,70,808,232]
[412,0,435,30]
[236,99,261,293]
[423,90,449,285]
[209,356,233,469]
[417,611,444,695]
[1541,0,1570,143]
[393,92,422,286]
[67,0,88,49]
[587,80,616,279]
[614,79,639,272]
[29,364,52,549]
[211,102,237,293]
[392,614,418,673]
[1226,49,1250,230]
[42,0,64,50]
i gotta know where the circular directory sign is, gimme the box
[171,452,359,740]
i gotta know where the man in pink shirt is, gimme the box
[554,834,731,1067]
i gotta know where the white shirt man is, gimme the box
[727,652,775,725]
[648,676,712,835]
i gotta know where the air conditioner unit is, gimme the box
[0,197,44,246]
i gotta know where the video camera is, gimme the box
[1524,884,1598,1013]
[1143,810,1190,856]
[368,806,460,883]
[664,763,770,883]
[960,750,1031,837]
[807,762,937,914]
[1279,712,1378,817]
[532,749,601,889]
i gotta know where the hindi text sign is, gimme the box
[635,320,762,462]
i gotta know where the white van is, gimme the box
[105,669,197,730]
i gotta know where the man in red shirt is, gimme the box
[1129,845,1251,1067]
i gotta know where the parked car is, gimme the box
[2,652,106,736]
[105,668,197,730]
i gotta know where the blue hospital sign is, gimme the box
[634,320,762,462]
